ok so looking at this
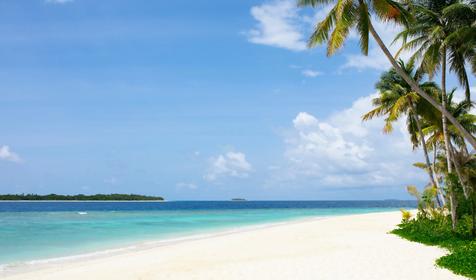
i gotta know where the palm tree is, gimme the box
[423,91,476,186]
[395,0,475,185]
[298,0,476,149]
[362,60,445,205]
[421,89,476,228]
[396,0,474,101]
[444,0,476,78]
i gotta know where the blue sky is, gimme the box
[0,0,473,200]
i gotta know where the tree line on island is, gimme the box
[300,0,475,278]
[0,194,164,201]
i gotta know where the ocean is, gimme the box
[0,200,415,269]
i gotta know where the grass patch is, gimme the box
[392,216,476,279]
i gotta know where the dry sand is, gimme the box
[3,211,467,280]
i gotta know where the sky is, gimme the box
[0,0,474,200]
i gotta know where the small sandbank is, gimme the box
[3,211,466,280]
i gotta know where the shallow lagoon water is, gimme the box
[0,201,415,266]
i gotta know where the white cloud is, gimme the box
[287,111,372,172]
[246,2,406,71]
[246,0,307,51]
[204,152,252,181]
[454,86,476,102]
[269,94,426,188]
[176,182,198,190]
[46,0,74,4]
[293,112,319,128]
[0,145,21,163]
[301,69,322,77]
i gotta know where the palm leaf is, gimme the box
[308,6,337,48]
[297,0,335,8]
[357,1,370,55]
[327,1,356,55]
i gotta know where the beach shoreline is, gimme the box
[2,211,466,280]
[0,214,329,276]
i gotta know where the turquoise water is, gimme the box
[0,201,413,266]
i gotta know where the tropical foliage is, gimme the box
[299,0,476,149]
[301,0,476,278]
[392,216,476,279]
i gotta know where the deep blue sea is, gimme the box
[0,200,415,267]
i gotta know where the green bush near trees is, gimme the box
[392,215,476,279]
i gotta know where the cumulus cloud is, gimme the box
[293,112,319,128]
[301,69,322,78]
[46,0,74,4]
[204,152,252,181]
[246,1,407,71]
[0,145,21,163]
[287,112,372,173]
[269,94,426,188]
[246,0,307,51]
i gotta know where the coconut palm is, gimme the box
[444,0,476,77]
[396,0,475,101]
[298,0,476,149]
[423,91,476,163]
[362,60,445,205]
[421,89,476,228]
[395,0,476,183]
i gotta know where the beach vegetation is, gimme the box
[400,209,412,223]
[393,216,476,279]
[299,0,476,149]
[300,0,476,277]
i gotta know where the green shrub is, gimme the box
[436,241,476,279]
[392,215,475,279]
[455,215,474,240]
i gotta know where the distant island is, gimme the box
[0,194,164,201]
[231,198,246,201]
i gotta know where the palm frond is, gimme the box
[326,1,356,55]
[413,162,428,170]
[357,1,370,55]
[308,6,337,48]
[297,0,335,8]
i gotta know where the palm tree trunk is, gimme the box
[432,143,448,209]
[441,47,463,230]
[441,47,453,174]
[432,144,439,183]
[449,144,470,199]
[441,47,459,230]
[408,100,445,206]
[449,191,458,230]
[368,22,476,150]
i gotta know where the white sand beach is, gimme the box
[3,211,466,280]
